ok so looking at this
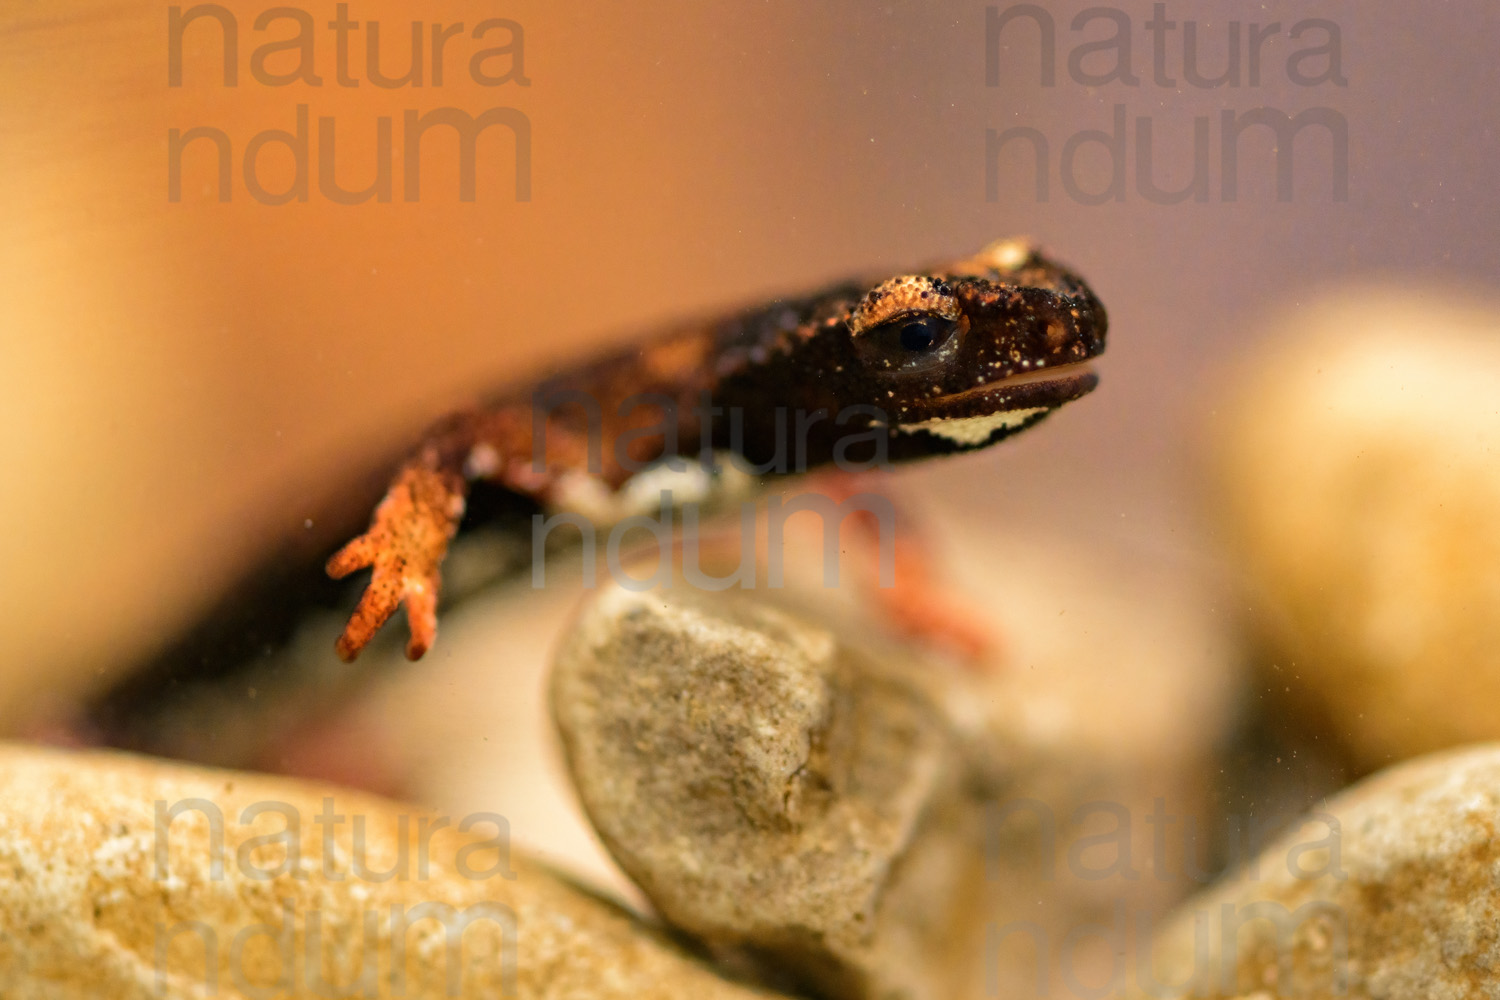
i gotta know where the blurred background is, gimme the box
[10,0,1497,705]
[2,2,1498,985]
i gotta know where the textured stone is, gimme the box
[551,584,976,1000]
[0,743,778,1000]
[1126,743,1500,998]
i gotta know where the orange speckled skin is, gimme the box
[329,240,1107,660]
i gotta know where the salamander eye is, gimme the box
[847,274,964,374]
[855,314,960,373]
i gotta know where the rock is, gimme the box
[551,584,974,1000]
[550,556,1238,1000]
[1211,289,1500,768]
[1125,743,1500,998]
[0,743,779,1000]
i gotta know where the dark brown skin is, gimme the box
[329,238,1108,661]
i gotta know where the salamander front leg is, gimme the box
[326,456,467,661]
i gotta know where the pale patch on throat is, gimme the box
[895,406,1050,446]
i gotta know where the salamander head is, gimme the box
[845,238,1108,452]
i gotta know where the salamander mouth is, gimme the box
[921,360,1097,416]
[891,361,1098,446]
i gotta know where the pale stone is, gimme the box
[1126,743,1500,998]
[0,743,779,1000]
[1212,289,1500,767]
[551,585,971,1000]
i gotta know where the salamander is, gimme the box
[83,237,1107,767]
